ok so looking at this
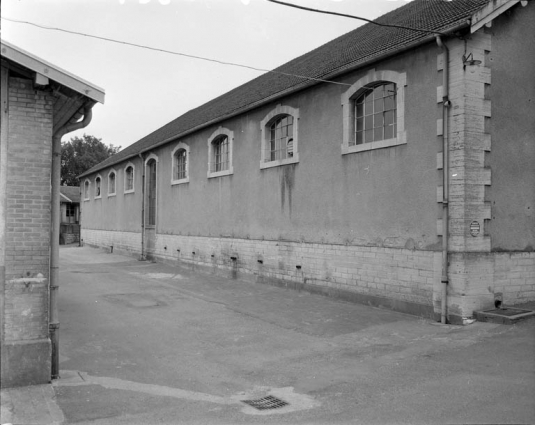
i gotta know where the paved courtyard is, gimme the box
[7,245,534,424]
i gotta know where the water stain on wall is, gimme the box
[280,164,295,217]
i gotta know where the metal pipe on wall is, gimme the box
[436,36,450,325]
[139,153,145,260]
[50,106,92,379]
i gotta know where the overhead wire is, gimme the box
[2,1,448,89]
[1,16,351,87]
[266,0,449,36]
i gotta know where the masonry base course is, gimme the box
[82,229,535,324]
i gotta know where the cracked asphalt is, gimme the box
[53,245,535,424]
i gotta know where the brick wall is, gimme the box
[154,234,437,306]
[4,77,53,339]
[1,77,54,387]
[494,253,535,304]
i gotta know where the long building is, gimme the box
[79,0,535,324]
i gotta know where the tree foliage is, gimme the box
[61,134,120,186]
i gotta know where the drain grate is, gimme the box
[474,307,535,324]
[242,395,289,410]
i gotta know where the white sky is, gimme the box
[2,0,409,150]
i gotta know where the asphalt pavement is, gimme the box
[2,245,534,425]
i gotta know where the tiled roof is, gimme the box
[81,0,488,177]
[60,186,81,203]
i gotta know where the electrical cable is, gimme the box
[1,17,352,87]
[266,0,449,36]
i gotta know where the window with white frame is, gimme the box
[341,70,406,154]
[207,127,234,178]
[171,143,190,185]
[124,163,135,193]
[83,180,90,200]
[108,170,116,196]
[260,105,299,169]
[95,175,102,198]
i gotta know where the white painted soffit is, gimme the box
[1,39,105,104]
[471,0,527,33]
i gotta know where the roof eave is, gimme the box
[1,39,105,104]
[471,0,526,33]
[60,192,73,203]
[79,19,471,178]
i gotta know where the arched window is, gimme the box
[341,70,406,154]
[175,150,187,179]
[108,170,116,195]
[267,115,294,161]
[207,127,234,178]
[212,135,229,173]
[260,105,299,169]
[354,82,397,145]
[124,163,135,193]
[95,175,102,198]
[83,179,90,200]
[171,143,190,184]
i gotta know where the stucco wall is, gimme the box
[81,158,143,234]
[486,2,535,252]
[81,18,535,319]
[83,42,440,251]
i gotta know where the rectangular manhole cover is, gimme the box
[242,395,289,410]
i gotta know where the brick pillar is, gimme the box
[0,75,54,387]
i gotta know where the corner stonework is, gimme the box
[439,31,494,322]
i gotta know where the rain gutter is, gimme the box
[50,104,93,379]
[435,35,450,324]
[139,153,146,261]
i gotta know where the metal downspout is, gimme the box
[436,36,450,324]
[50,106,93,379]
[139,153,145,260]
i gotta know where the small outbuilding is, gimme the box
[60,186,81,245]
